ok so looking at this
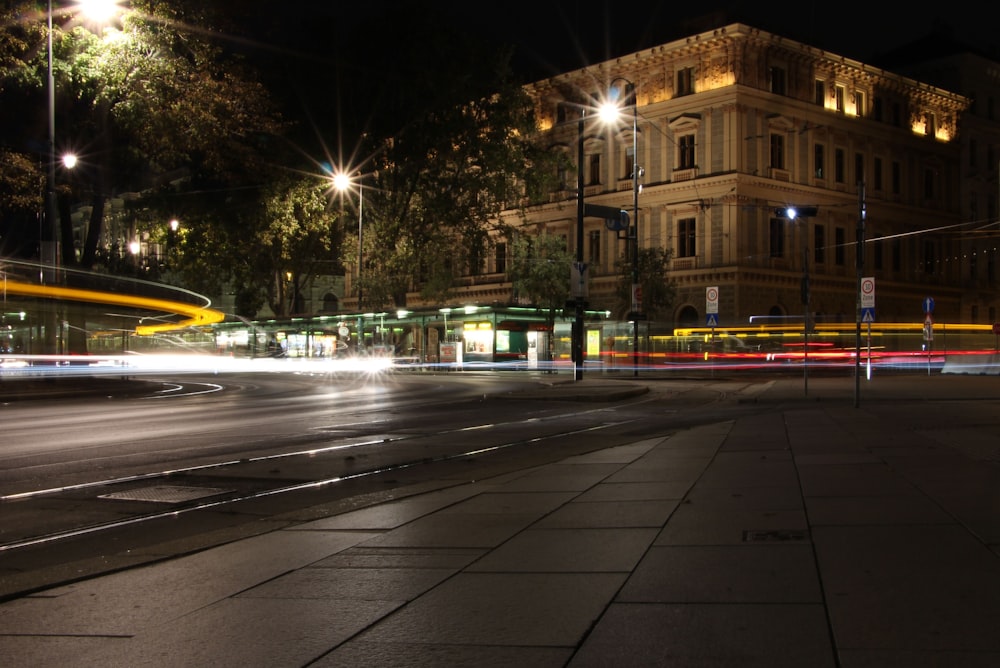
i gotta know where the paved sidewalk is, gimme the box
[2,374,1000,666]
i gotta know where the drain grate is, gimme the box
[742,529,809,542]
[99,484,233,504]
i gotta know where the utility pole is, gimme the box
[854,181,866,408]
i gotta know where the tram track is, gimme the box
[0,373,750,600]
[0,407,635,556]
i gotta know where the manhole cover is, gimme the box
[99,484,233,504]
[742,529,809,542]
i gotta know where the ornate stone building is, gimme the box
[496,23,969,331]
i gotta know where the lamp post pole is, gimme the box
[333,171,365,353]
[629,91,640,377]
[775,206,818,396]
[603,78,641,376]
[574,109,585,381]
[357,181,364,351]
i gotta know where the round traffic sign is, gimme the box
[861,278,874,295]
[706,287,718,302]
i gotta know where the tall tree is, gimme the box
[613,246,677,321]
[509,229,573,328]
[339,3,564,310]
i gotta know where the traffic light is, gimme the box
[774,206,819,219]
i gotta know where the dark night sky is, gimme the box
[255,1,994,162]
[314,0,995,80]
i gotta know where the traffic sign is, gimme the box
[923,296,934,314]
[706,286,719,314]
[861,307,875,323]
[631,283,642,313]
[706,313,718,327]
[861,277,875,308]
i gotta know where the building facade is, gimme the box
[420,23,982,336]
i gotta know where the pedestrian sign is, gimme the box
[861,307,875,323]
[706,313,719,327]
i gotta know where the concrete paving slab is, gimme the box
[0,529,372,636]
[353,572,626,646]
[814,524,1000,651]
[619,544,822,602]
[534,499,679,528]
[804,494,955,525]
[238,565,456,601]
[437,491,576,515]
[654,507,808,545]
[569,603,836,667]
[468,528,658,572]
[315,640,574,667]
[572,480,691,501]
[312,546,484,570]
[355,512,537,549]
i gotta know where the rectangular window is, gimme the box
[835,148,845,183]
[495,242,506,274]
[835,85,845,112]
[813,143,824,178]
[814,225,825,263]
[892,238,901,272]
[924,167,934,199]
[770,66,786,95]
[835,227,845,265]
[625,145,635,180]
[769,218,785,258]
[678,134,696,169]
[873,157,883,191]
[469,243,482,276]
[769,133,785,169]
[677,67,694,96]
[814,80,825,106]
[556,103,568,124]
[677,218,697,258]
[891,161,901,194]
[872,96,883,121]
[892,102,902,127]
[855,153,864,185]
[588,230,601,265]
[969,139,977,168]
[588,154,600,185]
[853,91,865,117]
[873,236,883,271]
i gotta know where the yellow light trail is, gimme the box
[4,280,225,335]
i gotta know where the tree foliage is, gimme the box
[613,246,677,321]
[341,4,565,310]
[0,0,290,293]
[509,230,573,318]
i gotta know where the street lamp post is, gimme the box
[574,109,585,381]
[333,172,365,351]
[775,206,819,396]
[602,78,641,376]
[44,0,57,286]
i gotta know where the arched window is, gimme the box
[322,293,339,313]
